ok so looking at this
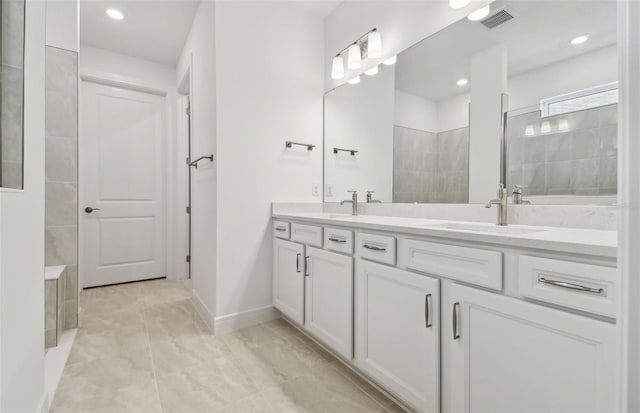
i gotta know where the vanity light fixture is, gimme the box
[365,65,379,76]
[331,56,345,80]
[106,8,124,20]
[332,28,382,80]
[540,121,551,134]
[525,124,535,137]
[456,78,468,86]
[570,34,589,45]
[449,0,471,9]
[348,76,361,85]
[382,55,397,66]
[468,5,490,21]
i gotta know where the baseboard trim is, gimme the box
[36,392,49,413]
[190,289,215,333]
[214,305,279,335]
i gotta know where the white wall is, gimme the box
[324,0,492,91]
[214,1,324,323]
[46,0,78,51]
[394,90,438,132]
[176,1,218,324]
[0,0,47,410]
[325,66,395,202]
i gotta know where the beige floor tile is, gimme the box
[233,335,328,389]
[67,326,150,365]
[80,307,146,332]
[262,318,301,337]
[146,317,211,342]
[329,360,402,410]
[262,364,383,413]
[50,377,161,413]
[82,293,144,317]
[156,355,257,412]
[143,298,199,323]
[150,333,231,376]
[292,332,336,362]
[216,393,275,413]
[222,324,281,353]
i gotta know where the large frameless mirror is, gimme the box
[323,0,617,205]
[1,0,25,189]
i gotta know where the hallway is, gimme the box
[49,279,404,412]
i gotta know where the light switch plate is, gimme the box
[312,184,320,197]
[326,184,333,197]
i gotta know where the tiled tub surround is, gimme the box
[507,104,617,197]
[50,279,404,413]
[393,125,469,204]
[45,46,79,330]
[0,0,25,189]
[45,266,67,348]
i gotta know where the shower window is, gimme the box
[541,82,618,117]
[0,0,26,189]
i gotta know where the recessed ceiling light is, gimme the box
[449,0,471,9]
[468,5,490,21]
[106,9,124,20]
[456,78,468,86]
[570,35,589,45]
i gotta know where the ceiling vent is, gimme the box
[480,9,514,29]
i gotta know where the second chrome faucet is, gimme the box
[485,184,508,226]
[340,190,358,215]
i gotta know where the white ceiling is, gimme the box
[287,0,343,17]
[80,0,200,66]
[395,0,617,102]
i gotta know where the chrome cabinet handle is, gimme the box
[328,237,347,243]
[425,294,432,328]
[363,244,386,252]
[452,302,460,340]
[296,253,301,273]
[305,256,310,276]
[538,277,604,295]
[275,226,287,232]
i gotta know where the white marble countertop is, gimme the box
[272,212,617,259]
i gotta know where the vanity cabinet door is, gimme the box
[273,239,305,325]
[356,260,440,413]
[442,283,617,413]
[304,247,354,359]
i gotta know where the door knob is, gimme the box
[84,207,100,213]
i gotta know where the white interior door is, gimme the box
[80,81,166,288]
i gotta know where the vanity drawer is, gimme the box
[357,233,396,265]
[399,239,502,290]
[325,227,353,254]
[518,256,617,318]
[273,221,290,239]
[291,223,323,247]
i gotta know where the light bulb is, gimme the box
[558,118,569,131]
[106,8,124,20]
[449,0,471,9]
[456,78,468,86]
[468,5,490,21]
[540,121,551,134]
[348,76,361,85]
[348,44,362,70]
[570,35,589,45]
[367,31,382,59]
[365,65,379,76]
[525,125,535,137]
[382,55,397,66]
[331,55,344,80]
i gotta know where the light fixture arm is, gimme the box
[334,27,378,58]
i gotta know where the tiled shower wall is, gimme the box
[0,0,25,189]
[393,125,469,203]
[45,46,78,330]
[507,104,617,196]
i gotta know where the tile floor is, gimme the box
[50,279,407,413]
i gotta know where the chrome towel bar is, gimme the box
[285,141,315,151]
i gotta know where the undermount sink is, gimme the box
[425,222,546,235]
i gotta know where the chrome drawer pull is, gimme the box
[425,294,432,328]
[363,243,386,252]
[452,302,460,340]
[296,253,301,273]
[328,237,347,243]
[538,277,604,295]
[305,256,310,276]
[275,226,287,232]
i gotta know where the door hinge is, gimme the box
[186,206,191,214]
[185,106,191,116]
[186,255,191,263]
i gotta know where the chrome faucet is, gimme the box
[512,185,531,205]
[485,184,508,226]
[366,191,381,203]
[340,190,358,216]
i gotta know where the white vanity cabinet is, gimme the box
[442,283,617,413]
[305,246,354,359]
[273,238,305,325]
[356,260,440,413]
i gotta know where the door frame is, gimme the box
[78,71,172,288]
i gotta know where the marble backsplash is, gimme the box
[272,202,617,231]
